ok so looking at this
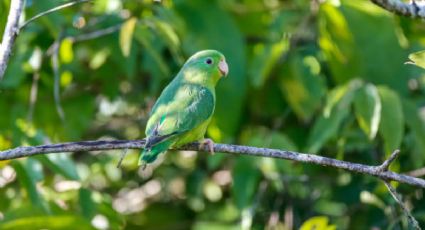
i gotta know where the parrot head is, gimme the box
[182,50,229,85]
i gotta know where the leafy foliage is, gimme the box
[1,0,425,229]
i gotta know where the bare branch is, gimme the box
[69,24,122,43]
[20,0,92,30]
[1,140,425,188]
[407,167,425,178]
[371,0,425,19]
[376,149,400,172]
[377,150,421,229]
[0,0,25,80]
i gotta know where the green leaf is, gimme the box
[320,1,410,93]
[37,153,79,180]
[119,17,137,57]
[79,188,96,220]
[306,81,357,153]
[377,86,404,155]
[0,215,95,230]
[134,23,170,78]
[353,84,381,140]
[12,160,48,212]
[248,39,289,88]
[280,53,326,121]
[403,101,425,167]
[407,50,425,69]
[232,156,260,210]
[147,18,184,64]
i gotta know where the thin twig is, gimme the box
[1,139,425,188]
[0,0,25,80]
[69,24,122,43]
[20,0,92,29]
[371,0,425,19]
[377,149,400,172]
[384,181,421,230]
[407,167,425,178]
[377,150,421,229]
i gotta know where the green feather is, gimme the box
[139,50,228,166]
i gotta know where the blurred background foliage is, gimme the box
[1,0,425,229]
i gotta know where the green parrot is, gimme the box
[139,50,229,167]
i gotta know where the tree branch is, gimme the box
[20,0,91,30]
[375,150,421,229]
[1,139,425,188]
[371,0,425,19]
[0,0,25,80]
[69,24,123,43]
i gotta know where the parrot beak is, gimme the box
[218,59,229,77]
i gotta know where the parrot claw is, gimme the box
[200,138,215,155]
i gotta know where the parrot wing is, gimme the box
[144,84,215,149]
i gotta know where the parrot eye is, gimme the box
[205,58,213,65]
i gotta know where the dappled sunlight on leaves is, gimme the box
[1,0,425,229]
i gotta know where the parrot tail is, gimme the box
[138,140,173,167]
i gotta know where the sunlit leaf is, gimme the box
[300,216,336,230]
[377,86,404,155]
[306,81,357,153]
[119,17,137,57]
[0,215,94,230]
[353,84,381,140]
[280,53,326,121]
[407,50,425,69]
[60,71,73,87]
[320,1,410,93]
[248,39,289,88]
[59,38,74,64]
[89,48,110,69]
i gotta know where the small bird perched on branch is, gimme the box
[138,50,229,168]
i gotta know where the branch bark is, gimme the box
[0,0,25,80]
[371,0,425,19]
[1,139,425,188]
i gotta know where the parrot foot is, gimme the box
[200,138,215,155]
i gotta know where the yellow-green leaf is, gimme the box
[59,38,74,63]
[119,17,137,57]
[407,50,425,69]
[0,215,94,230]
[60,71,73,87]
[300,216,336,230]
